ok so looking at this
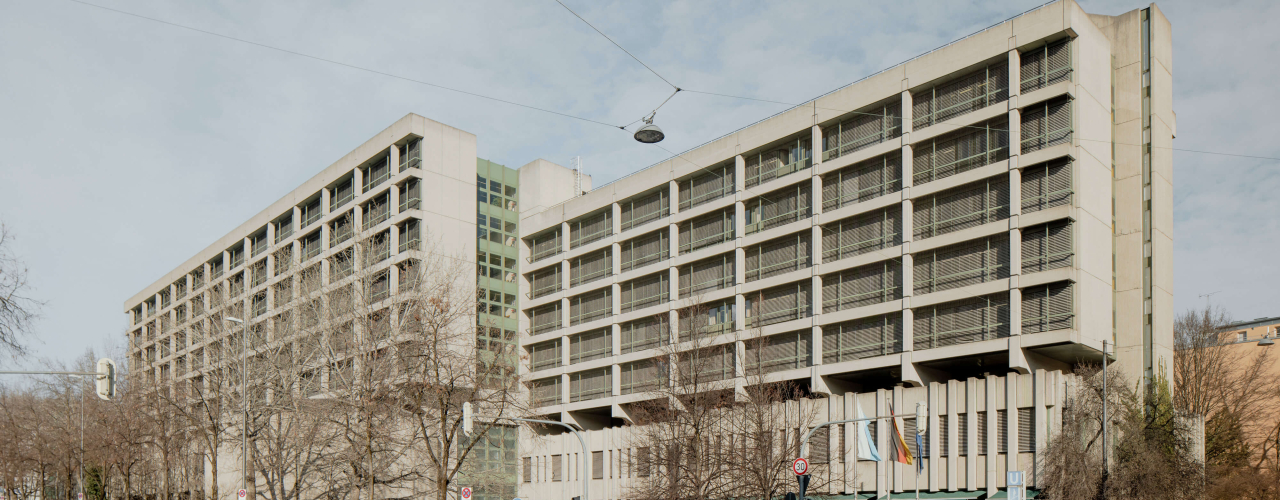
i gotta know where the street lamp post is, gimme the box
[227,316,249,496]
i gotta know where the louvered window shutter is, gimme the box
[998,410,1008,453]
[1018,408,1035,452]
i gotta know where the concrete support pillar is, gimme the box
[668,309,679,346]
[734,201,746,240]
[1006,373,1020,478]
[668,267,679,303]
[811,325,823,367]
[734,247,746,290]
[561,260,571,293]
[611,364,621,396]
[985,376,999,498]
[947,379,960,490]
[1008,43,1021,99]
[611,283,621,316]
[611,243,622,276]
[811,175,824,215]
[669,179,680,214]
[669,223,679,258]
[560,335,571,367]
[928,381,941,491]
[560,297,571,331]
[812,273,824,321]
[966,377,978,491]
[611,323,621,357]
[611,202,622,236]
[561,372,571,405]
[352,166,364,196]
[561,222,572,253]
[734,154,746,193]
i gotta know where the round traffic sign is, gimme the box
[237,490,247,499]
[792,457,809,475]
[460,487,472,500]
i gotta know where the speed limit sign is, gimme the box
[792,457,809,475]
[460,487,471,500]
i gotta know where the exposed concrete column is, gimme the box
[611,243,622,276]
[985,376,999,498]
[669,223,679,258]
[560,373,571,406]
[611,202,622,237]
[876,388,889,498]
[611,364,621,396]
[611,324,622,357]
[561,260,571,293]
[388,143,400,174]
[560,334,571,367]
[1033,368,1048,487]
[561,222,572,253]
[811,124,823,166]
[928,381,941,491]
[734,154,746,193]
[811,175,824,215]
[965,377,978,491]
[734,247,747,289]
[668,309,680,346]
[352,166,365,196]
[1008,41,1021,98]
[1006,373,1020,478]
[811,325,823,368]
[734,293,747,332]
[669,179,680,215]
[560,298,571,334]
[668,267,679,304]
[946,379,960,490]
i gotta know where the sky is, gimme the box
[1,0,1277,367]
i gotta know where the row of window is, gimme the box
[528,283,1071,406]
[133,141,424,324]
[477,175,518,211]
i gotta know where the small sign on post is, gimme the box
[791,457,809,476]
[1007,471,1025,500]
[237,489,247,499]
[460,487,472,500]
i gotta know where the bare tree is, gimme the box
[1040,365,1203,500]
[0,222,41,358]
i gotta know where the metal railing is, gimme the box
[679,229,733,254]
[680,274,731,297]
[746,156,811,188]
[745,205,808,235]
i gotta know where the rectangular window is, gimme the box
[569,209,612,249]
[528,302,562,335]
[398,178,421,212]
[368,270,390,303]
[569,367,611,402]
[822,207,901,263]
[1022,281,1073,334]
[532,377,562,407]
[677,299,734,342]
[619,272,669,313]
[745,134,811,188]
[398,218,421,253]
[678,207,734,254]
[620,358,663,395]
[913,293,1010,350]
[744,182,810,235]
[744,281,811,328]
[1021,97,1073,154]
[362,191,391,230]
[913,118,1009,185]
[330,175,354,211]
[273,279,292,308]
[912,176,1010,240]
[978,411,988,455]
[821,99,902,161]
[569,288,612,325]
[274,246,293,275]
[939,414,950,456]
[552,454,563,481]
[677,344,734,384]
[620,230,669,272]
[228,243,244,269]
[912,62,1009,129]
[678,253,734,297]
[744,231,811,282]
[529,265,562,299]
[528,339,561,371]
[744,330,810,374]
[913,234,1010,295]
[250,229,268,257]
[251,291,267,317]
[821,153,902,211]
[1020,38,1071,93]
[300,196,322,228]
[822,260,901,312]
[362,155,390,192]
[620,188,669,232]
[1021,159,1072,213]
[191,268,204,288]
[1018,407,1035,452]
[621,316,668,354]
[570,328,612,364]
[592,451,604,480]
[569,248,612,288]
[329,248,354,281]
[523,457,532,483]
[678,162,734,211]
[1021,219,1072,274]
[362,231,391,266]
[301,231,322,261]
[822,314,902,363]
[250,259,268,288]
[958,413,969,455]
[331,213,353,247]
[998,410,1008,453]
[399,138,421,171]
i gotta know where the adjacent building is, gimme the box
[125,1,1174,498]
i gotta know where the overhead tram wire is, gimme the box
[66,0,624,131]
[553,0,679,91]
[64,0,1280,171]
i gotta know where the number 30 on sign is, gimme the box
[792,458,809,475]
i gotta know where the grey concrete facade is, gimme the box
[515,1,1173,498]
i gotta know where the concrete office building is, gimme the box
[515,1,1174,498]
[123,115,587,499]
[125,0,1174,498]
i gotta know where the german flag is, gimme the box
[889,404,914,465]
